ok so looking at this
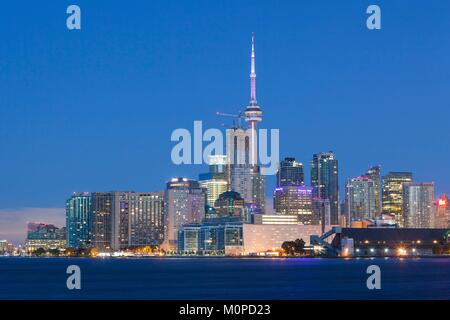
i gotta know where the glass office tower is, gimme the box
[310,152,339,224]
[382,172,413,227]
[66,192,92,248]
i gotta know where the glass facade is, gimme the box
[66,192,92,248]
[311,152,339,224]
[381,172,413,227]
[276,157,304,187]
[177,218,243,254]
[366,166,382,217]
[345,176,375,224]
[403,182,435,228]
[91,192,114,251]
[25,223,66,253]
[199,155,228,207]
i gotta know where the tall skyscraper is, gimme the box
[310,152,339,224]
[66,192,92,248]
[91,191,132,251]
[227,33,265,212]
[274,186,314,224]
[434,194,450,228]
[276,157,304,187]
[199,155,228,207]
[365,165,381,217]
[79,191,165,251]
[126,192,165,247]
[91,192,115,251]
[381,172,413,227]
[403,182,435,228]
[163,178,207,250]
[345,176,375,224]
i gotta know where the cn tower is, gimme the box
[244,32,263,165]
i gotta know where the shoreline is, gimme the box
[2,255,450,260]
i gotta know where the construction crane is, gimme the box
[216,111,245,129]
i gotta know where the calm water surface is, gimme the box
[0,257,449,299]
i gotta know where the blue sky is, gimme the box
[1,1,450,242]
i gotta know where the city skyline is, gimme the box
[2,1,450,244]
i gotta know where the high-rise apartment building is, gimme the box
[310,152,339,224]
[403,182,435,228]
[74,191,165,251]
[434,194,450,228]
[127,192,165,247]
[66,192,92,248]
[366,166,381,217]
[274,186,314,224]
[163,178,207,250]
[345,176,375,224]
[381,172,413,227]
[91,192,115,251]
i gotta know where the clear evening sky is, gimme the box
[1,1,450,241]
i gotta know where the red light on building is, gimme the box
[438,198,447,207]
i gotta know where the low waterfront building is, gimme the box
[177,217,242,254]
[240,224,328,255]
[350,214,398,228]
[331,227,449,257]
[177,218,333,256]
[0,240,15,255]
[25,223,66,253]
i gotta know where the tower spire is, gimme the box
[244,32,262,166]
[250,32,257,105]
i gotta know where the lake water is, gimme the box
[0,257,449,299]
